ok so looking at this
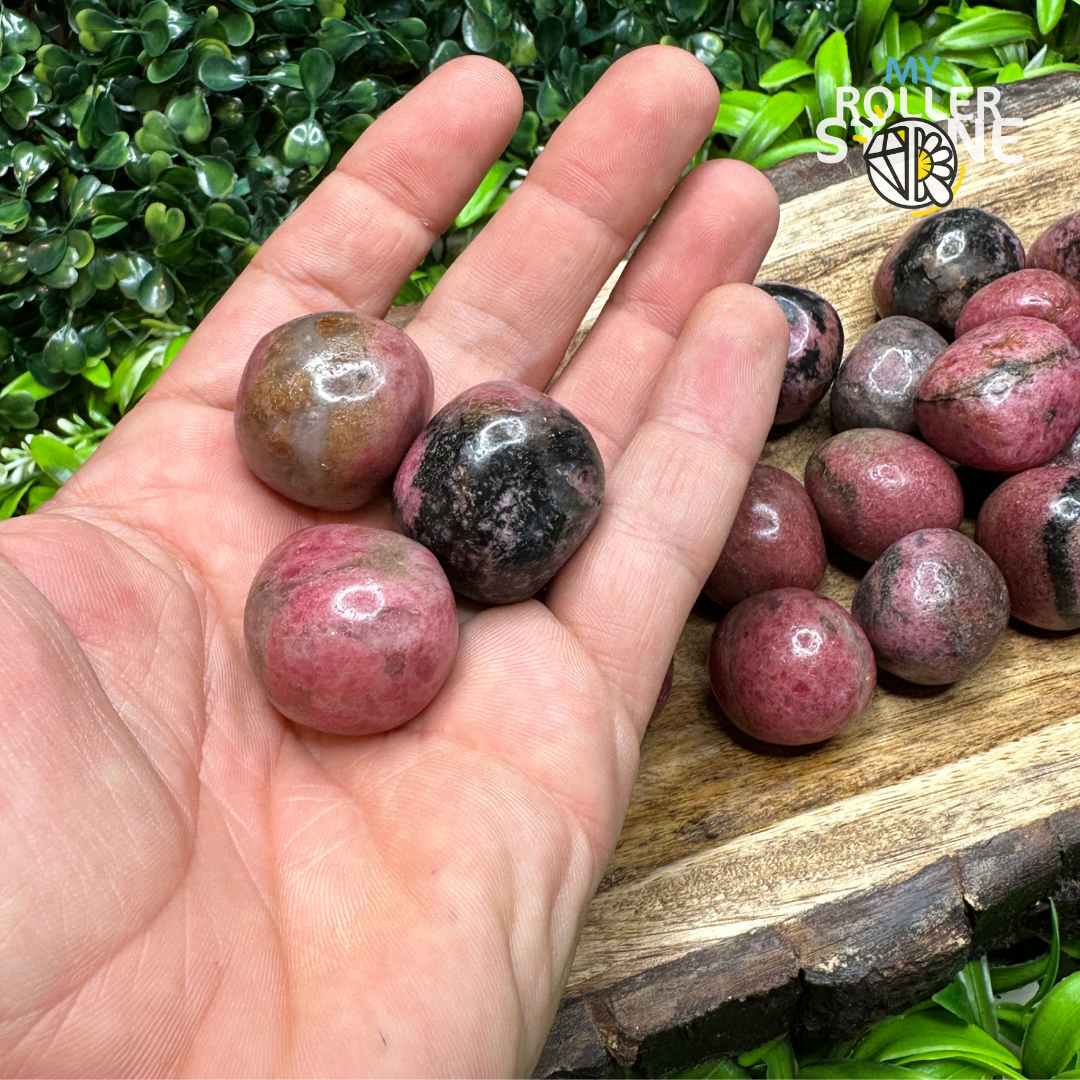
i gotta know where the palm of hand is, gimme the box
[0,49,786,1077]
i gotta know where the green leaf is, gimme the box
[75,8,121,52]
[144,202,185,245]
[106,343,157,411]
[141,18,171,57]
[510,110,540,155]
[39,259,79,290]
[462,8,498,52]
[11,142,50,187]
[853,0,892,79]
[536,74,571,123]
[90,215,128,239]
[91,190,140,220]
[1038,0,1068,33]
[429,38,462,69]
[69,174,102,221]
[728,91,804,162]
[0,198,31,234]
[535,16,566,64]
[0,242,28,284]
[2,82,36,130]
[0,9,42,54]
[68,229,95,268]
[933,978,976,1025]
[27,483,59,513]
[204,202,248,236]
[0,391,38,428]
[957,957,998,1039]
[194,156,237,197]
[299,47,335,101]
[0,372,50,402]
[135,111,180,154]
[198,51,247,91]
[799,1063,924,1078]
[147,48,189,83]
[80,359,111,387]
[42,325,88,375]
[0,480,35,518]
[1023,971,1080,1078]
[163,332,191,365]
[137,266,174,316]
[738,1036,798,1079]
[991,954,1047,994]
[937,12,1035,48]
[0,54,26,92]
[29,434,83,484]
[166,89,212,144]
[760,58,815,89]
[816,31,851,122]
[910,1062,999,1078]
[1030,900,1062,1010]
[90,131,131,170]
[793,8,829,60]
[281,121,330,168]
[218,9,255,45]
[27,234,68,276]
[455,159,517,228]
[854,1010,1023,1074]
[752,137,839,168]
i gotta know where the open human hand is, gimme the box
[0,46,787,1076]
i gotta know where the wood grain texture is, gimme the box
[537,72,1080,1077]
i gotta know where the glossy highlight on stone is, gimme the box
[235,311,433,510]
[955,269,1080,345]
[705,463,826,607]
[804,429,964,563]
[1030,211,1080,285]
[759,283,845,424]
[976,465,1080,630]
[873,209,1025,336]
[393,380,604,605]
[244,525,459,735]
[914,316,1080,472]
[852,529,1009,686]
[830,316,947,434]
[709,588,876,746]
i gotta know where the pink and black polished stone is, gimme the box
[235,311,432,511]
[393,381,605,605]
[852,528,1009,686]
[914,316,1080,472]
[759,282,845,424]
[830,316,947,434]
[874,208,1025,337]
[1030,211,1080,285]
[244,525,459,736]
[976,465,1080,631]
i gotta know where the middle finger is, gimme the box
[408,46,720,405]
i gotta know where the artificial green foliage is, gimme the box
[675,900,1080,1080]
[2,0,1080,514]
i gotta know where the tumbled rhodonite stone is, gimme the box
[393,381,605,605]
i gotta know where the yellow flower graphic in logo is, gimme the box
[864,119,958,210]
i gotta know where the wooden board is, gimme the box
[535,72,1080,1078]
